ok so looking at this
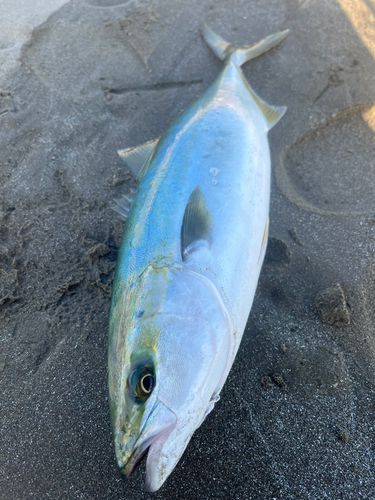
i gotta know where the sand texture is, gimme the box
[1,0,375,499]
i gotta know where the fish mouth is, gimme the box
[121,425,176,478]
[122,443,151,478]
[119,400,177,479]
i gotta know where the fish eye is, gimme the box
[127,365,155,400]
[139,373,154,396]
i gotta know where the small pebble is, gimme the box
[260,376,271,388]
[337,430,349,442]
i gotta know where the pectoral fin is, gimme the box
[118,138,160,180]
[181,186,212,260]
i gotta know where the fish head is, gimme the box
[108,263,233,491]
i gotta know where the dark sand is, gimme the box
[1,0,375,498]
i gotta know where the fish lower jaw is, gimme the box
[121,445,151,478]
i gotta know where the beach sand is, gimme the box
[1,0,375,498]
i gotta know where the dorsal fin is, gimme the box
[181,186,212,260]
[118,138,159,180]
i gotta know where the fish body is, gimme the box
[108,24,288,491]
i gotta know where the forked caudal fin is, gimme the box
[201,23,289,67]
[201,23,289,130]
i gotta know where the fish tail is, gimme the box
[200,23,289,67]
[200,23,289,130]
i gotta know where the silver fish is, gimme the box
[108,23,289,491]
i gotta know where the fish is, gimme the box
[108,23,289,492]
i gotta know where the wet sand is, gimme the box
[1,0,375,498]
